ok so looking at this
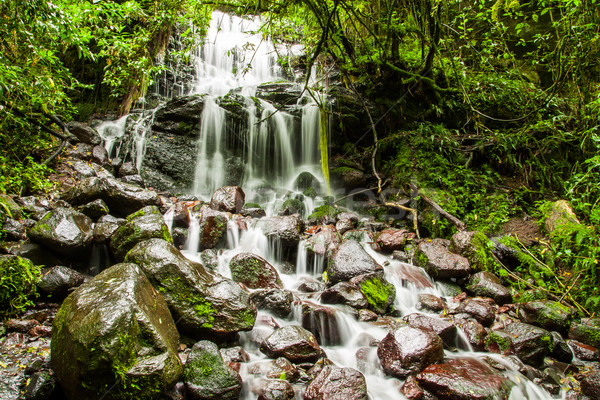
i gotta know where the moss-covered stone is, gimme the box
[183,340,242,400]
[518,300,575,334]
[0,194,22,220]
[51,263,182,400]
[29,207,94,257]
[569,318,600,349]
[229,253,282,289]
[280,198,306,217]
[353,273,396,314]
[110,206,173,260]
[308,205,340,222]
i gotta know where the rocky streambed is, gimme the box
[1,131,600,400]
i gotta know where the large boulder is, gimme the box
[250,289,294,318]
[51,263,182,400]
[377,326,444,378]
[466,271,512,305]
[417,358,514,400]
[125,239,256,337]
[210,186,245,214]
[110,206,173,260]
[325,240,383,285]
[229,253,282,289]
[304,365,367,400]
[152,94,206,134]
[261,326,323,363]
[62,176,160,217]
[320,282,369,310]
[183,340,242,400]
[29,207,93,257]
[415,240,471,279]
[518,300,575,334]
[487,322,554,367]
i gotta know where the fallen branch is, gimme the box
[384,201,420,239]
[410,183,466,231]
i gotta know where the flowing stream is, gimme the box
[96,11,561,399]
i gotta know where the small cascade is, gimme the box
[193,98,226,198]
[96,115,129,159]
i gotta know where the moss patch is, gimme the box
[358,275,395,314]
[0,255,41,318]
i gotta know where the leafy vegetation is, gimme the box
[0,255,41,318]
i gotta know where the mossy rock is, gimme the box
[0,194,22,220]
[29,207,94,257]
[183,340,242,400]
[351,273,396,315]
[229,253,282,289]
[569,318,600,349]
[450,231,498,273]
[518,300,575,334]
[280,198,306,217]
[51,263,182,400]
[308,205,340,223]
[110,206,173,261]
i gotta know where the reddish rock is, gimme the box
[304,365,367,400]
[417,358,513,400]
[261,326,323,363]
[210,186,245,214]
[377,326,444,378]
[376,228,415,252]
[252,378,295,400]
[401,375,426,399]
[415,240,471,279]
[455,298,496,326]
[403,313,457,345]
[325,240,383,285]
[416,294,447,313]
[569,340,600,362]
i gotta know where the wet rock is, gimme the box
[325,240,383,285]
[29,325,52,338]
[335,218,354,235]
[220,346,250,364]
[466,271,512,305]
[125,239,256,337]
[91,144,110,167]
[153,94,206,132]
[550,331,573,363]
[279,198,306,217]
[297,277,326,293]
[6,319,39,333]
[504,322,554,367]
[37,265,85,299]
[198,208,228,249]
[66,121,101,145]
[251,378,295,400]
[119,161,138,177]
[417,358,514,400]
[294,172,322,193]
[259,215,303,250]
[200,249,218,271]
[403,313,457,345]
[416,294,447,313]
[305,225,341,258]
[569,318,600,348]
[184,340,242,400]
[3,218,26,241]
[331,166,366,189]
[250,289,294,318]
[321,282,368,309]
[376,229,414,252]
[304,365,367,400]
[301,302,342,345]
[210,186,245,214]
[0,242,61,267]
[255,82,302,107]
[350,273,396,314]
[401,375,427,400]
[518,300,575,334]
[29,207,93,257]
[51,263,182,400]
[18,196,50,218]
[266,357,300,382]
[110,205,172,260]
[581,370,600,399]
[377,326,444,378]
[77,199,110,220]
[23,370,56,400]
[261,326,323,363]
[453,315,487,350]
[62,176,160,217]
[456,298,496,326]
[229,253,282,289]
[93,214,125,243]
[358,309,378,322]
[569,340,600,361]
[415,240,471,279]
[242,207,266,218]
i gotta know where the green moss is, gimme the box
[308,205,339,221]
[540,333,555,353]
[415,251,429,267]
[0,255,41,318]
[303,187,317,198]
[281,198,306,217]
[163,276,215,328]
[514,290,547,303]
[359,276,395,314]
[243,202,262,209]
[485,331,512,352]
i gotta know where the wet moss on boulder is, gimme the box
[51,263,182,400]
[229,252,282,289]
